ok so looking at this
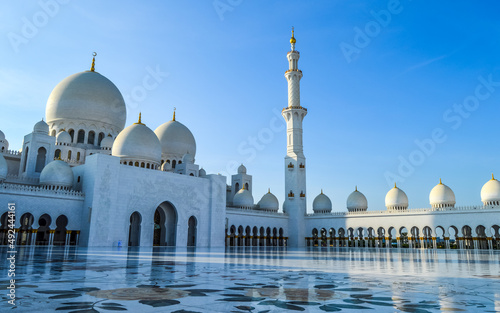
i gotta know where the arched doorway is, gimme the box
[153,202,177,246]
[36,214,52,245]
[129,212,141,247]
[17,213,34,245]
[35,147,47,172]
[54,215,68,246]
[187,216,197,246]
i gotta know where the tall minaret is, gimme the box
[282,28,307,247]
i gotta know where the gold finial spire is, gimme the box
[242,184,246,190]
[492,173,495,180]
[439,178,442,184]
[268,188,271,193]
[290,26,296,44]
[90,52,97,72]
[355,185,357,191]
[134,112,144,125]
[173,107,176,121]
[394,182,397,188]
[321,189,323,194]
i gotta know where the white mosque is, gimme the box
[0,31,499,250]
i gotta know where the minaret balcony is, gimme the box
[282,106,307,112]
[285,69,302,74]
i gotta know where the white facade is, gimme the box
[0,31,499,250]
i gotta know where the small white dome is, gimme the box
[56,130,72,145]
[161,161,171,172]
[313,191,332,213]
[154,119,196,160]
[347,187,368,212]
[481,174,500,205]
[112,120,162,165]
[46,71,126,131]
[232,187,254,208]
[100,134,114,150]
[40,160,74,188]
[182,152,194,164]
[0,130,8,152]
[238,164,247,174]
[385,184,408,211]
[258,190,279,211]
[429,179,456,208]
[0,153,8,182]
[199,168,206,177]
[33,119,49,134]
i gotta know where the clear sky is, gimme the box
[1,1,500,212]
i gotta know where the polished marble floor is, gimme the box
[1,246,499,312]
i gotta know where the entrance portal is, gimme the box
[153,202,177,246]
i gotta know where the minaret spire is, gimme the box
[90,52,97,72]
[282,28,307,248]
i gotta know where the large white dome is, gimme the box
[429,179,455,208]
[154,119,196,161]
[385,184,408,211]
[0,153,8,182]
[40,160,74,189]
[232,187,254,208]
[481,174,500,205]
[112,119,162,166]
[347,187,368,212]
[313,191,332,213]
[258,190,279,211]
[46,71,126,131]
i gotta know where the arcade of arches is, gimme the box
[226,225,287,247]
[0,212,78,246]
[306,224,500,250]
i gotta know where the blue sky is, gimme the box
[1,1,500,212]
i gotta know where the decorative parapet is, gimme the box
[2,150,21,157]
[306,205,498,217]
[0,183,84,199]
[58,157,84,166]
[226,206,288,216]
[5,174,39,185]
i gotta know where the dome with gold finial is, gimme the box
[347,186,368,212]
[429,179,455,209]
[481,174,500,206]
[46,53,126,137]
[313,190,332,214]
[112,113,161,167]
[385,183,408,211]
[258,189,279,211]
[154,109,196,162]
[232,185,254,208]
